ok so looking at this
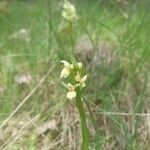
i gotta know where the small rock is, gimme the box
[9,28,31,42]
[75,35,116,65]
[15,74,32,85]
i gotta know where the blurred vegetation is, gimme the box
[0,0,149,149]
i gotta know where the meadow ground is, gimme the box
[0,0,150,149]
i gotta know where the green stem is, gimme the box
[76,88,90,150]
[84,98,101,149]
[69,21,75,48]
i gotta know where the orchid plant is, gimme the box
[60,1,90,149]
[60,60,90,150]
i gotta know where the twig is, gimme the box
[94,111,150,117]
[88,100,150,117]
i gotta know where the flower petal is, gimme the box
[67,91,76,100]
[81,75,87,83]
[60,68,70,78]
[60,60,70,67]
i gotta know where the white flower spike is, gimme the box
[60,60,73,78]
[62,0,77,21]
[60,60,87,100]
[66,83,77,100]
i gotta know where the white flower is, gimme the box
[62,0,77,21]
[60,67,70,78]
[66,83,76,100]
[75,72,87,87]
[67,91,76,100]
[60,60,73,78]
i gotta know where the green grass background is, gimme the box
[0,0,150,149]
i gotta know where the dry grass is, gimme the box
[0,0,149,149]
